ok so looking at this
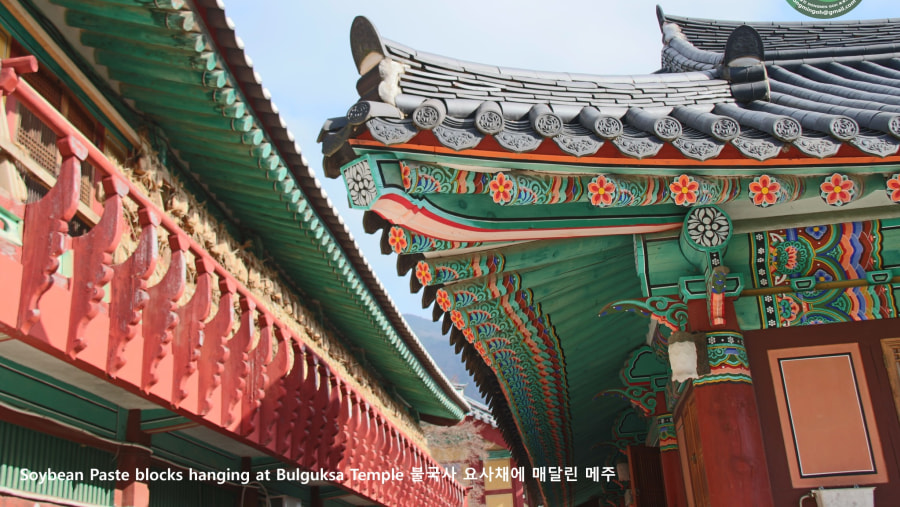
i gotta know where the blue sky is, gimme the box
[223,0,900,320]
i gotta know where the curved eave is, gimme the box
[28,0,468,420]
[658,8,900,53]
[322,15,900,170]
[191,0,469,420]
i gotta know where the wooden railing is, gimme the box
[0,56,464,507]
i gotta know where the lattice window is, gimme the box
[881,338,900,425]
[16,104,59,176]
[12,61,101,208]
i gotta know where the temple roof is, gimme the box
[322,12,900,167]
[658,9,900,52]
[322,9,900,505]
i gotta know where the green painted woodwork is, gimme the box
[600,345,668,419]
[611,410,649,448]
[0,420,116,505]
[411,232,648,504]
[341,155,668,502]
[151,431,242,473]
[155,121,258,146]
[93,50,217,86]
[0,357,122,439]
[679,274,742,300]
[127,96,246,121]
[64,11,206,51]
[638,217,900,331]
[79,34,217,70]
[344,155,686,233]
[0,203,23,246]
[140,409,193,433]
[53,0,196,31]
[118,83,237,107]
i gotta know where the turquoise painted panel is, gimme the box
[0,420,115,505]
[0,358,122,438]
[637,233,697,296]
[151,431,241,473]
[0,204,22,246]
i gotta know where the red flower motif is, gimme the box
[436,289,452,312]
[415,261,432,286]
[820,173,854,206]
[474,341,491,365]
[748,175,781,207]
[401,162,412,190]
[588,175,616,206]
[450,310,466,330]
[388,226,407,253]
[489,172,514,204]
[783,245,798,271]
[669,174,700,206]
[887,174,900,203]
[462,327,475,343]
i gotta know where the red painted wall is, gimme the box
[745,318,900,507]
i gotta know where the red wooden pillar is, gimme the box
[685,299,773,507]
[656,413,687,507]
[310,486,323,507]
[239,457,258,507]
[114,410,151,507]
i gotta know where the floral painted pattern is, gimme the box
[669,174,700,206]
[489,172,513,204]
[450,310,466,330]
[820,173,854,206]
[474,341,492,366]
[401,162,412,190]
[805,225,827,240]
[415,260,432,286]
[748,175,781,207]
[782,245,799,271]
[686,206,730,248]
[436,289,452,312]
[388,226,408,254]
[813,268,834,283]
[887,174,900,203]
[462,327,475,343]
[345,160,377,207]
[587,175,616,206]
[773,240,811,276]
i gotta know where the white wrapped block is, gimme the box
[669,340,699,383]
[812,487,875,507]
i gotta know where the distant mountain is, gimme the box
[404,314,484,402]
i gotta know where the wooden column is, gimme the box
[114,410,151,507]
[656,414,687,507]
[239,457,258,507]
[310,486,323,507]
[684,299,773,507]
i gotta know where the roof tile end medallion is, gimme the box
[329,15,900,168]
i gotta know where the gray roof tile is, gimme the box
[332,14,900,163]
